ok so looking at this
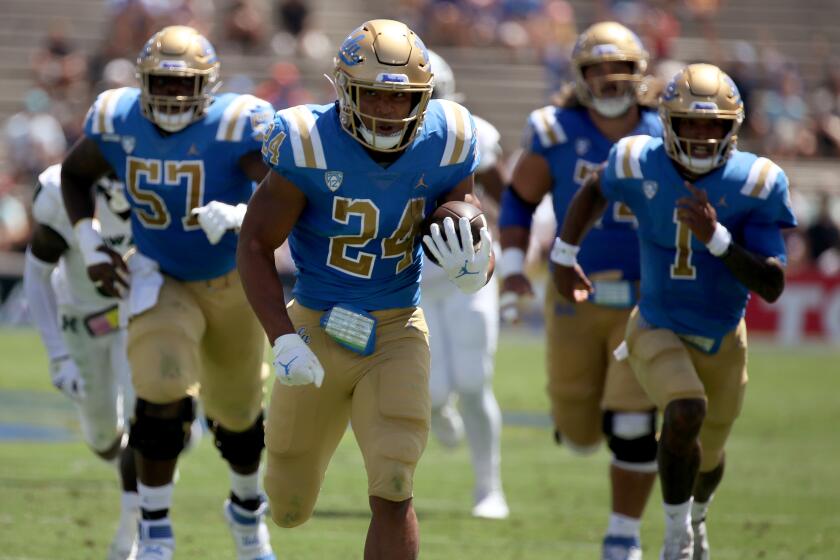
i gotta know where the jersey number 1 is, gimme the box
[126,157,204,230]
[671,209,697,280]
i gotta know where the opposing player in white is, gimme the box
[420,51,510,519]
[24,164,138,560]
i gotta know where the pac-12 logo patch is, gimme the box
[643,180,658,199]
[121,136,136,154]
[325,171,344,192]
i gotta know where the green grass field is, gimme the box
[1,328,838,559]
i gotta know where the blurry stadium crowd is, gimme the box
[1,0,839,273]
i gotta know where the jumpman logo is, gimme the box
[414,174,429,189]
[277,356,298,377]
[454,259,479,279]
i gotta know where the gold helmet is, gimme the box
[660,63,745,174]
[136,25,220,132]
[571,21,648,117]
[333,19,433,152]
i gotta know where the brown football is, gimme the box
[421,200,486,266]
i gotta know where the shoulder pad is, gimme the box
[215,94,274,142]
[740,156,783,200]
[32,165,66,228]
[528,105,567,148]
[436,99,475,166]
[613,135,652,179]
[276,105,327,169]
[86,87,133,135]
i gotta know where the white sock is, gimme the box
[692,495,712,522]
[230,470,261,502]
[459,387,503,499]
[121,491,140,512]
[138,482,174,514]
[607,512,641,538]
[663,499,692,534]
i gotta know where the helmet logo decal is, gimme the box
[591,43,619,56]
[663,80,679,101]
[339,33,365,66]
[689,101,719,111]
[376,73,409,83]
[159,59,188,69]
[414,37,429,64]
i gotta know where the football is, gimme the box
[421,200,487,266]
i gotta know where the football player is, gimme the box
[24,164,138,560]
[499,22,661,559]
[60,26,276,560]
[237,19,494,559]
[553,64,796,560]
[420,50,509,520]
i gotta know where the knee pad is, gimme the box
[208,412,265,467]
[603,410,658,472]
[128,397,195,461]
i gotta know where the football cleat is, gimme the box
[431,402,465,449]
[691,518,709,560]
[602,534,642,560]
[107,505,140,560]
[223,498,276,560]
[659,524,694,560]
[471,490,509,520]
[136,518,175,560]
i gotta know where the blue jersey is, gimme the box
[527,105,662,281]
[84,87,274,280]
[601,135,797,350]
[262,100,479,310]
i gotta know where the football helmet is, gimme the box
[660,63,744,174]
[427,50,462,102]
[136,26,220,132]
[571,21,648,118]
[333,19,433,152]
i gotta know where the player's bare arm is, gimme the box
[677,181,785,303]
[552,169,609,302]
[500,151,552,298]
[29,222,68,264]
[61,137,128,298]
[238,150,270,184]
[237,170,306,342]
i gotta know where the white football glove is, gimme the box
[191,201,247,245]
[50,356,86,402]
[272,334,325,388]
[422,216,492,294]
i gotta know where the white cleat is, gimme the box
[107,506,140,560]
[136,519,174,560]
[471,490,510,520]
[660,525,694,560]
[602,534,642,560]
[224,499,276,560]
[691,519,709,560]
[431,402,465,449]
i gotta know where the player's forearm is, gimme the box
[559,174,608,245]
[237,238,296,342]
[720,243,785,303]
[23,250,69,361]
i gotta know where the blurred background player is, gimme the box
[24,164,138,560]
[420,50,509,520]
[237,19,493,559]
[553,63,796,560]
[499,22,662,559]
[60,26,276,560]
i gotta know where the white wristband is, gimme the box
[706,222,732,257]
[73,218,109,266]
[500,247,525,277]
[550,238,580,267]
